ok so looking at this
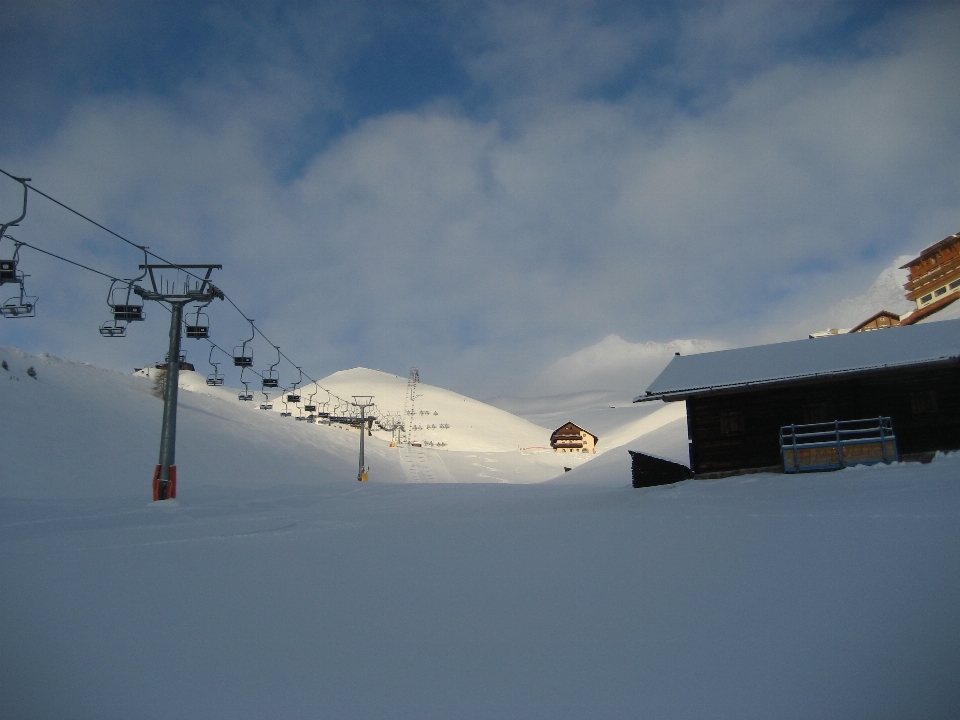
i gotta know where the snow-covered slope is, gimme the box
[3,347,402,499]
[149,365,558,454]
[3,344,959,718]
[821,255,915,329]
[311,367,553,452]
[489,390,686,455]
[5,348,633,490]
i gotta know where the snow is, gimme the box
[488,389,684,453]
[3,344,960,718]
[641,318,960,400]
[821,255,915,330]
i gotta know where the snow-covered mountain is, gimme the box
[820,255,915,329]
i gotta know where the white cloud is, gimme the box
[536,333,725,394]
[3,2,959,398]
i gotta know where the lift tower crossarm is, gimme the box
[135,264,224,303]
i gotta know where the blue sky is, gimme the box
[1,0,958,396]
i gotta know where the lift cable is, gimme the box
[7,234,123,282]
[0,168,382,418]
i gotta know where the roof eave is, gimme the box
[635,355,960,403]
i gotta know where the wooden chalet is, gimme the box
[635,320,960,476]
[550,422,598,454]
[849,310,901,333]
[899,231,960,325]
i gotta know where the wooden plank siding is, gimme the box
[685,362,960,474]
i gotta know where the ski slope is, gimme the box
[2,345,959,719]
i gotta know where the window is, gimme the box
[920,293,933,304]
[950,280,960,290]
[910,390,938,415]
[720,411,745,437]
[935,286,947,297]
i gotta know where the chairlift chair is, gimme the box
[99,264,145,336]
[0,180,29,287]
[99,320,127,337]
[233,321,255,367]
[259,390,273,410]
[0,241,37,319]
[237,367,254,400]
[1,288,36,318]
[262,345,281,388]
[206,345,224,386]
[286,367,303,404]
[302,382,318,412]
[107,279,145,323]
[185,308,210,339]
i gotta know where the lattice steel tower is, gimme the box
[402,367,419,445]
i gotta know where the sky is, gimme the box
[1,0,958,398]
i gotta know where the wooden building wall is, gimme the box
[685,362,960,474]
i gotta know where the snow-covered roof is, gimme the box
[636,318,960,402]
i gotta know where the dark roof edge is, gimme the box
[633,355,960,403]
[899,232,960,269]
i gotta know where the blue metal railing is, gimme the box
[780,417,897,473]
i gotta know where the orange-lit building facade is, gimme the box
[900,231,960,324]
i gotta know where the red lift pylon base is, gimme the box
[152,465,177,501]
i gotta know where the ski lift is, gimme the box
[259,390,273,411]
[238,367,254,401]
[303,386,318,413]
[185,303,210,339]
[99,255,147,335]
[317,398,330,418]
[99,320,126,337]
[1,281,37,318]
[286,367,303,403]
[206,345,224,386]
[279,389,293,417]
[0,177,29,287]
[232,321,255,367]
[107,274,146,323]
[261,345,280,388]
[0,241,37,319]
